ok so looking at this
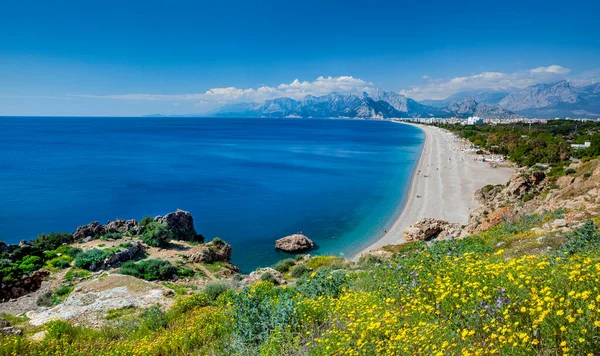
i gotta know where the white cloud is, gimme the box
[400,65,573,100]
[530,65,571,74]
[73,76,372,104]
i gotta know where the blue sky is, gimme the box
[1,0,599,116]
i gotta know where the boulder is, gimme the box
[0,327,22,336]
[551,219,568,229]
[0,317,10,328]
[188,238,232,263]
[242,268,286,286]
[73,221,105,240]
[404,218,461,242]
[155,210,202,241]
[275,234,314,252]
[105,219,138,234]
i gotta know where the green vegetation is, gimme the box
[139,222,175,247]
[272,258,295,273]
[4,216,600,354]
[288,264,309,278]
[119,259,176,281]
[0,232,74,283]
[74,248,112,270]
[202,281,231,301]
[438,120,600,166]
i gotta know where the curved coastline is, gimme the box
[354,123,514,259]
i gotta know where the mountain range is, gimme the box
[211,80,600,120]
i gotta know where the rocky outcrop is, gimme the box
[155,209,203,242]
[73,221,105,240]
[188,238,232,263]
[26,274,173,327]
[275,234,314,252]
[242,268,287,286]
[104,219,137,234]
[92,242,146,271]
[0,270,51,302]
[404,218,462,242]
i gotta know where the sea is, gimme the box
[0,117,424,272]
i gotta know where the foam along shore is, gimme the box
[357,123,514,258]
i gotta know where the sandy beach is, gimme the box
[357,123,514,257]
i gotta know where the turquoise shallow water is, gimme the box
[0,117,423,272]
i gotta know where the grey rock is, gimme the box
[275,234,314,252]
[0,327,22,336]
[188,238,232,263]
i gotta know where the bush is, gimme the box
[273,258,295,273]
[74,248,112,270]
[19,255,43,274]
[139,215,153,227]
[203,281,231,300]
[101,232,123,241]
[171,293,211,314]
[120,259,176,281]
[260,272,279,285]
[31,232,72,253]
[296,268,351,298]
[138,305,169,332]
[558,221,600,256]
[565,168,577,175]
[48,255,72,269]
[140,222,175,247]
[289,264,309,278]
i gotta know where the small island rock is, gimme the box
[275,234,314,252]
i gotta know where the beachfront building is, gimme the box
[571,141,592,149]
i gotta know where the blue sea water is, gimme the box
[0,117,423,272]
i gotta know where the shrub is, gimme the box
[101,232,123,241]
[306,256,345,269]
[139,215,153,227]
[273,258,295,273]
[522,193,534,202]
[171,293,211,314]
[120,259,176,281]
[565,168,577,175]
[203,281,231,300]
[228,281,297,343]
[140,222,175,247]
[74,248,112,270]
[558,221,600,256]
[177,266,195,277]
[296,268,352,299]
[48,255,72,269]
[64,268,91,282]
[31,232,72,253]
[260,272,279,285]
[139,305,169,332]
[19,255,43,274]
[289,264,309,278]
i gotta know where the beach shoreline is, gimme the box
[355,123,514,259]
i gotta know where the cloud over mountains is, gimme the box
[400,65,574,100]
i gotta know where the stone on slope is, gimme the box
[403,218,461,242]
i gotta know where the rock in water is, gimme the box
[275,234,314,252]
[404,218,461,242]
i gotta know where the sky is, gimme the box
[1,0,599,116]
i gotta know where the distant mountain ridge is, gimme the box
[208,80,600,120]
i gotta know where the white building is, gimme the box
[571,141,591,149]
[467,116,483,125]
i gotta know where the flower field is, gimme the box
[3,219,600,355]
